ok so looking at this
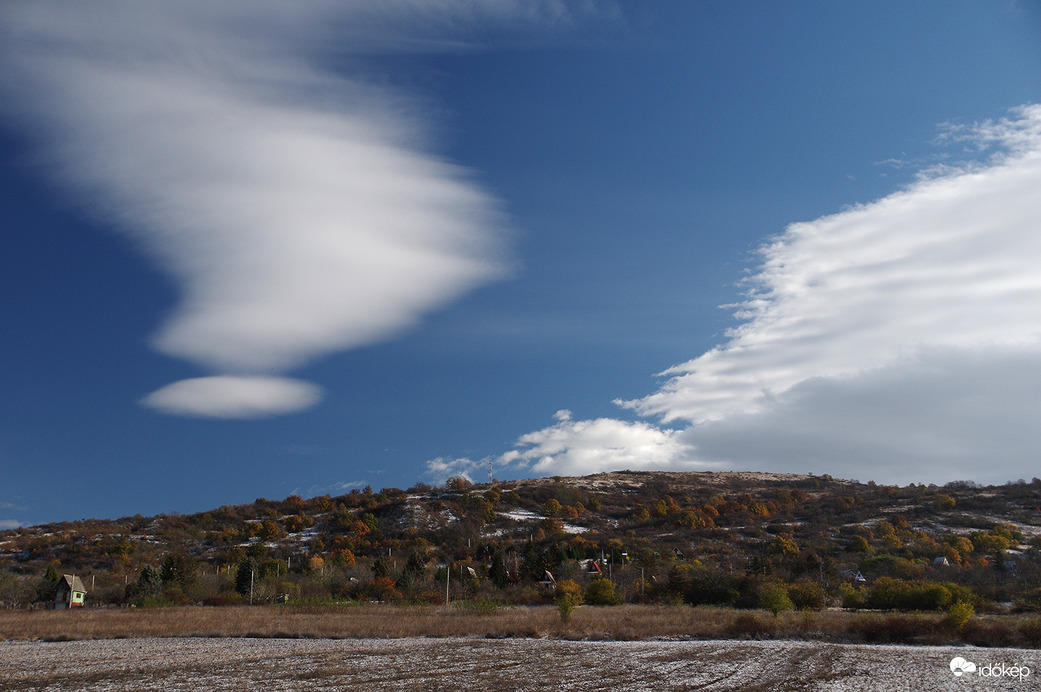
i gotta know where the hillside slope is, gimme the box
[2,471,1040,614]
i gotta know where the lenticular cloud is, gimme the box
[0,1,526,418]
[141,376,323,419]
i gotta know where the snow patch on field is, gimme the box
[0,637,1036,691]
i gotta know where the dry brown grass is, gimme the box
[2,605,1039,648]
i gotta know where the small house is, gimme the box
[933,556,950,567]
[55,574,86,609]
[582,559,603,576]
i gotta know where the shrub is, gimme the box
[902,583,953,611]
[850,613,922,644]
[1019,617,1041,647]
[839,583,868,609]
[866,577,954,612]
[945,600,974,631]
[727,612,776,639]
[585,577,620,606]
[962,618,1020,647]
[787,580,825,611]
[555,579,584,625]
[758,582,794,617]
[369,576,401,603]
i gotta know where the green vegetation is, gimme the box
[554,579,583,624]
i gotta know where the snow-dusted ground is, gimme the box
[495,509,588,534]
[1,637,1035,691]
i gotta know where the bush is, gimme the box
[1019,617,1041,647]
[585,577,620,606]
[866,577,955,612]
[758,582,794,617]
[787,580,825,611]
[902,583,953,611]
[727,613,776,639]
[555,579,584,624]
[850,613,923,644]
[840,583,868,609]
[945,600,974,631]
[962,618,1021,647]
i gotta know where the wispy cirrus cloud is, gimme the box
[434,105,1041,485]
[0,1,609,418]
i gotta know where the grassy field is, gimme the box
[2,604,1040,648]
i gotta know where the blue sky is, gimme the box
[2,2,1040,526]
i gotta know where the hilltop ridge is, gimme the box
[1,471,1039,615]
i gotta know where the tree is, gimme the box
[161,553,198,592]
[360,513,379,532]
[555,579,583,625]
[370,576,401,602]
[0,569,33,608]
[403,552,427,581]
[35,566,61,605]
[759,582,794,617]
[585,577,619,605]
[371,556,390,579]
[786,580,825,611]
[235,557,258,598]
[847,535,870,553]
[136,565,163,597]
[769,533,799,557]
[946,600,974,631]
[445,476,472,492]
[489,552,509,589]
[398,552,427,592]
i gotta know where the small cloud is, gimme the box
[424,456,485,483]
[510,414,700,477]
[328,480,368,492]
[0,519,22,530]
[141,375,323,419]
[426,412,706,480]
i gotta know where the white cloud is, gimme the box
[0,520,22,530]
[623,105,1041,426]
[0,1,607,417]
[680,346,1041,484]
[507,415,700,477]
[426,412,702,481]
[140,376,322,419]
[456,105,1041,485]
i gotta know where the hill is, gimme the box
[2,471,1040,617]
